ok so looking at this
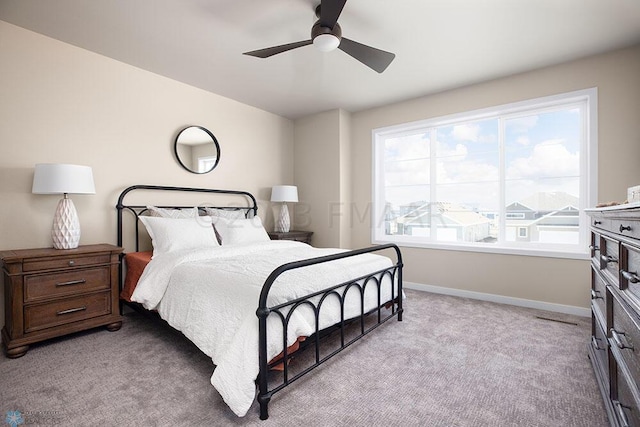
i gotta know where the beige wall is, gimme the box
[293,110,341,247]
[293,108,352,248]
[349,44,640,309]
[0,21,294,327]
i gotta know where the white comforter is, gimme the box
[130,240,397,417]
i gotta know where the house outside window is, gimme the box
[372,88,597,259]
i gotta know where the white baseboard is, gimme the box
[403,281,590,318]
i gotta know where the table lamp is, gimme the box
[32,163,96,249]
[271,185,298,233]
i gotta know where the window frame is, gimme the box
[371,88,598,260]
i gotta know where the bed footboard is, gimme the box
[256,244,403,420]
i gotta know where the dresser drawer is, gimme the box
[610,291,640,394]
[22,253,111,272]
[615,219,640,241]
[24,267,110,303]
[615,365,640,427]
[592,267,607,320]
[591,312,610,394]
[601,235,620,285]
[24,291,111,333]
[621,243,640,301]
[591,216,611,232]
[591,231,602,265]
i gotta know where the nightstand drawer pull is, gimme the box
[55,279,87,287]
[68,260,75,266]
[56,306,87,316]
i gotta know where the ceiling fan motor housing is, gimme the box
[312,21,342,41]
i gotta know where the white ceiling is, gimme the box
[2,0,640,119]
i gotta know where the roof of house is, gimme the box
[510,192,579,212]
[397,202,490,227]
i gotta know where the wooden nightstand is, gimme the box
[268,230,313,244]
[1,244,123,358]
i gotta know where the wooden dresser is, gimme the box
[1,244,123,358]
[587,206,640,426]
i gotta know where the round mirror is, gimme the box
[174,126,220,174]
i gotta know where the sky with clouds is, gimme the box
[383,107,581,211]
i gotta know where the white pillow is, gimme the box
[140,216,219,256]
[147,206,198,219]
[214,216,270,245]
[203,207,247,220]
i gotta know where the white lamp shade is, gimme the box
[271,185,298,203]
[32,163,96,195]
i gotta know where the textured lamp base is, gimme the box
[52,197,81,249]
[275,203,291,233]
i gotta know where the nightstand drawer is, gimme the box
[24,267,110,303]
[23,253,111,272]
[24,292,111,333]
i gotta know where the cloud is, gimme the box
[437,158,499,184]
[506,139,579,179]
[507,115,539,133]
[385,134,429,161]
[451,124,480,142]
[437,141,468,160]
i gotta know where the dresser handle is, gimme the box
[620,224,632,233]
[601,254,618,264]
[56,306,87,316]
[614,400,631,427]
[68,260,75,266]
[611,329,634,350]
[591,336,605,351]
[621,270,640,284]
[591,289,603,300]
[589,245,599,251]
[55,279,86,287]
[594,220,602,225]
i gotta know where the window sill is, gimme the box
[373,237,590,260]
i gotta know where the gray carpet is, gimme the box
[0,289,608,426]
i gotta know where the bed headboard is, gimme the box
[116,184,258,253]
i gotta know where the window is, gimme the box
[372,89,597,258]
[518,227,528,238]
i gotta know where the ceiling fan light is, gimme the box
[313,34,340,52]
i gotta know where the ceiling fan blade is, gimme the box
[338,37,395,73]
[319,0,347,28]
[243,40,312,58]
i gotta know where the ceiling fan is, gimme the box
[243,0,395,73]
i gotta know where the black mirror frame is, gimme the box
[174,125,220,174]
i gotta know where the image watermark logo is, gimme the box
[5,411,24,427]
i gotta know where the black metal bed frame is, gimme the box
[115,185,403,420]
